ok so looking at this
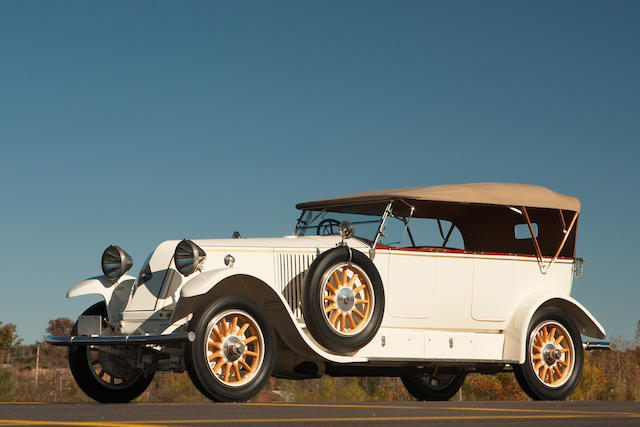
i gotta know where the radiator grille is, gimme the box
[276,253,315,319]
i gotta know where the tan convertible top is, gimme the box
[296,182,581,212]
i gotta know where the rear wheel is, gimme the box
[68,302,154,403]
[185,295,276,402]
[513,307,583,400]
[401,369,466,401]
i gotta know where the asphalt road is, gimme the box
[1,401,639,426]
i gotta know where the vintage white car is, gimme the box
[48,183,608,402]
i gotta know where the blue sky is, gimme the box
[1,1,638,343]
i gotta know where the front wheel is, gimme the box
[401,369,466,401]
[185,295,276,402]
[513,307,583,400]
[68,302,154,403]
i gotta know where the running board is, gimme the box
[46,332,195,347]
[583,341,611,351]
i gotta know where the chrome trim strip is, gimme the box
[45,332,194,347]
[583,341,611,351]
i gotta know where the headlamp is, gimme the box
[174,239,206,276]
[101,245,133,281]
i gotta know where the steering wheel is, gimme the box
[316,219,341,236]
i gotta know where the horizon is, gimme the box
[1,1,638,343]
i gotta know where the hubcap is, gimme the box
[529,321,575,388]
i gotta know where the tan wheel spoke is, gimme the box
[347,313,356,329]
[532,344,542,351]
[341,268,348,285]
[220,319,228,336]
[237,324,249,338]
[532,354,541,361]
[213,358,225,373]
[353,308,365,319]
[239,359,252,372]
[211,327,223,341]
[353,284,366,294]
[325,282,337,293]
[540,366,548,381]
[554,335,565,345]
[323,295,335,301]
[223,364,231,382]
[325,303,336,313]
[340,314,346,332]
[208,351,222,361]
[356,298,368,304]
[332,271,340,286]
[560,348,570,353]
[245,350,258,357]
[233,364,242,381]
[346,274,358,288]
[243,336,258,344]
[330,310,340,325]
[549,327,556,341]
[553,365,562,379]
[557,359,568,366]
[208,341,220,350]
[230,316,238,334]
[534,361,544,371]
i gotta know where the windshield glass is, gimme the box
[295,210,382,241]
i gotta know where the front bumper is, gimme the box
[46,331,195,347]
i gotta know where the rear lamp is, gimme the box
[174,239,206,276]
[101,245,133,281]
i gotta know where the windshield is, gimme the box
[295,210,382,241]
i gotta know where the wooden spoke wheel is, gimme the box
[205,309,265,387]
[529,321,575,388]
[302,247,385,353]
[87,348,142,390]
[68,302,154,403]
[513,307,583,400]
[402,370,467,401]
[186,295,276,402]
[321,263,374,336]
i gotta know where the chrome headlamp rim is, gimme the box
[174,239,206,276]
[101,245,133,282]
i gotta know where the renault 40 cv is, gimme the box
[47,183,608,402]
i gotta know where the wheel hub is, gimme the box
[336,287,355,311]
[222,336,246,362]
[542,344,561,365]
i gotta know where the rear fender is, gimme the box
[67,274,136,324]
[503,293,606,363]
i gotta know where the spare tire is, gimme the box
[302,246,385,353]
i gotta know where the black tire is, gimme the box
[513,307,583,400]
[401,370,466,401]
[185,295,276,402]
[68,302,154,403]
[302,246,385,353]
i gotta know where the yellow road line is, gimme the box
[242,402,639,416]
[0,422,169,427]
[96,414,640,424]
[0,402,44,405]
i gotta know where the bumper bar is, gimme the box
[583,341,611,351]
[46,331,195,347]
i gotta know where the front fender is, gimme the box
[503,292,606,363]
[179,268,272,298]
[67,274,136,324]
